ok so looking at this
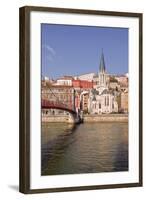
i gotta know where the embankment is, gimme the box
[42,114,128,123]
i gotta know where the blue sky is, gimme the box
[41,24,128,79]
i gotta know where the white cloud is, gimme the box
[43,44,56,56]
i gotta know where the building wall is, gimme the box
[72,80,93,89]
[82,93,89,112]
[75,91,81,111]
[56,79,72,86]
[115,76,128,86]
[120,92,128,113]
[109,82,120,90]
[42,85,75,111]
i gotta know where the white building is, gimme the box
[75,73,95,81]
[89,89,118,114]
[54,76,73,86]
[88,52,118,114]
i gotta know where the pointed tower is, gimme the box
[99,50,107,87]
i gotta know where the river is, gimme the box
[41,122,128,175]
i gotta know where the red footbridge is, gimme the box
[41,99,76,115]
[41,87,83,123]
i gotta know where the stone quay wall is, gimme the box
[84,114,128,122]
[42,114,128,123]
[42,115,69,123]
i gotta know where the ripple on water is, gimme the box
[41,122,128,175]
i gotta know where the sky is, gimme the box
[41,23,128,79]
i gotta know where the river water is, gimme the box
[41,122,128,175]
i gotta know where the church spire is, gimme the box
[98,50,107,88]
[99,50,106,73]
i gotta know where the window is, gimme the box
[107,96,109,106]
[99,102,101,109]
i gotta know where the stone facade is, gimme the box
[120,92,128,113]
[89,90,118,114]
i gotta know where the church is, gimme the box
[88,51,118,114]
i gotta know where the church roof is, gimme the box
[101,89,115,95]
[99,51,106,73]
[91,88,99,95]
[101,89,109,95]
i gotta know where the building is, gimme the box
[120,91,128,113]
[74,90,81,112]
[93,74,99,88]
[54,76,73,86]
[80,91,89,113]
[75,73,95,81]
[120,82,128,93]
[89,51,118,114]
[109,82,120,91]
[41,76,55,87]
[42,85,75,115]
[115,74,128,86]
[72,79,93,89]
[41,50,128,115]
[89,89,118,114]
[72,80,93,113]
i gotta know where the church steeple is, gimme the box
[99,50,106,73]
[98,50,107,88]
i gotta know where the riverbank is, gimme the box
[84,114,128,122]
[42,114,128,123]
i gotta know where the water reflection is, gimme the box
[41,122,128,175]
